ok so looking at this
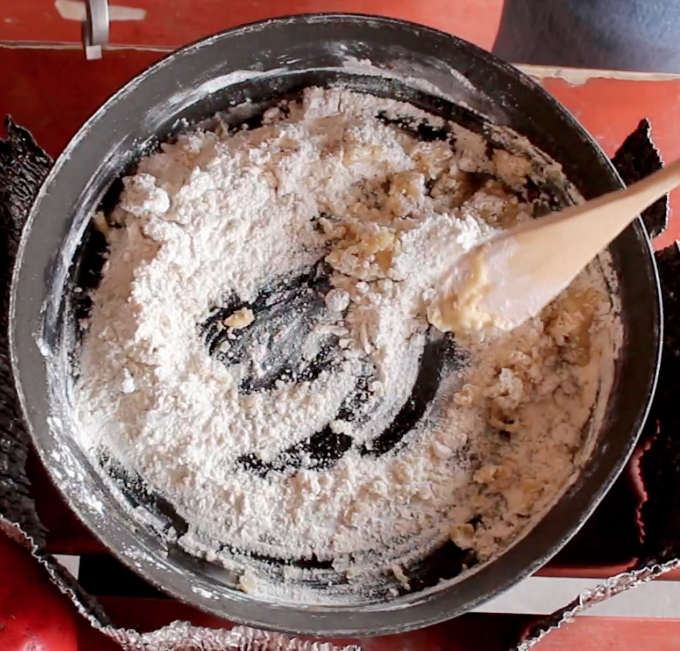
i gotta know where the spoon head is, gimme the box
[428,231,575,336]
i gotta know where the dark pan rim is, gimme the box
[10,13,662,636]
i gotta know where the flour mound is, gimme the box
[72,87,620,604]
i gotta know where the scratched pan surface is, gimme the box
[11,14,661,636]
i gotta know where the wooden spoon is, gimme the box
[429,160,680,335]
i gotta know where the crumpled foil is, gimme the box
[0,114,674,651]
[108,624,358,651]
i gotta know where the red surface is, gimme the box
[3,41,680,651]
[0,47,160,158]
[531,617,680,651]
[0,534,78,651]
[0,0,503,50]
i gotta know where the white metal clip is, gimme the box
[82,0,110,60]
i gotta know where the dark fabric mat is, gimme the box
[611,118,667,238]
[0,117,51,547]
[639,242,680,564]
[0,118,112,629]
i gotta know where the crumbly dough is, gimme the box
[223,307,255,329]
[426,247,494,334]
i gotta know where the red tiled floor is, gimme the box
[0,0,503,50]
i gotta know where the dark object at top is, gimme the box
[494,0,680,73]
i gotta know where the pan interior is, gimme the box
[12,15,660,636]
[57,74,615,605]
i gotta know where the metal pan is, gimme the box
[10,14,661,636]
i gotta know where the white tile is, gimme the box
[54,554,80,579]
[474,576,680,618]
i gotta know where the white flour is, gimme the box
[72,87,621,603]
